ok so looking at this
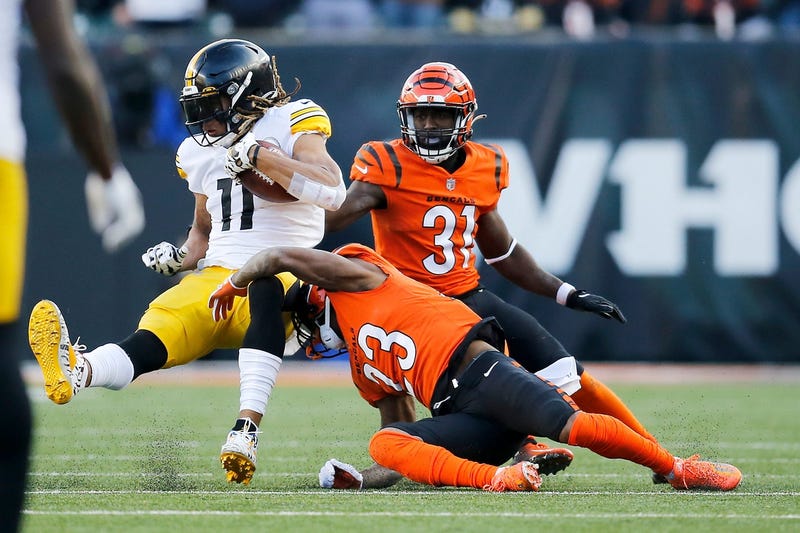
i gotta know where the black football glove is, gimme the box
[565,290,627,323]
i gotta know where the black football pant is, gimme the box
[390,350,578,465]
[457,287,584,375]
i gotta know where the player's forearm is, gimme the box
[251,147,340,188]
[26,0,118,179]
[491,246,563,299]
[254,151,345,210]
[325,193,373,232]
[55,69,118,178]
[180,227,209,271]
[231,249,282,287]
[42,48,118,178]
[231,247,315,287]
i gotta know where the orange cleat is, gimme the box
[668,454,742,491]
[485,461,542,492]
[511,438,574,476]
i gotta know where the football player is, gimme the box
[27,38,345,485]
[2,0,145,529]
[325,61,666,482]
[208,244,743,492]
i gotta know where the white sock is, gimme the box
[83,343,134,390]
[239,348,282,414]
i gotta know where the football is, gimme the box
[237,140,297,203]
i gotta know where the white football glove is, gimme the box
[141,242,189,276]
[225,132,258,177]
[84,164,146,253]
[319,459,363,490]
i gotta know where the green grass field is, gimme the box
[24,366,800,532]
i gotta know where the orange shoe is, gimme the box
[511,438,574,476]
[485,461,542,492]
[667,454,742,491]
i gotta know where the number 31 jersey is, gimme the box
[176,99,331,269]
[351,139,508,296]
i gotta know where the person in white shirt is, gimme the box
[27,38,343,486]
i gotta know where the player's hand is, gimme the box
[84,165,146,253]
[141,242,188,276]
[319,459,363,490]
[208,274,248,322]
[225,132,258,177]
[566,290,627,323]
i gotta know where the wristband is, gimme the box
[229,274,247,291]
[556,282,575,306]
[286,172,346,210]
[250,144,261,167]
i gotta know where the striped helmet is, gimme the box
[397,62,479,163]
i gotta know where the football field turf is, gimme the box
[24,362,800,532]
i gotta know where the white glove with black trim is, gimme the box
[225,132,258,177]
[141,242,189,276]
[84,164,146,253]
[319,458,363,490]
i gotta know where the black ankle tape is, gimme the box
[232,418,258,432]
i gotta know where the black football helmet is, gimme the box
[179,39,277,145]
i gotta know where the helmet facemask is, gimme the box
[398,104,473,164]
[291,285,348,360]
[180,86,233,146]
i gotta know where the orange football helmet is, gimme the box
[291,284,347,360]
[397,62,480,163]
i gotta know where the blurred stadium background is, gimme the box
[16,0,800,366]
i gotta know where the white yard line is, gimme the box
[21,509,800,520]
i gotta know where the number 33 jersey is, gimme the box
[329,244,482,408]
[351,139,509,296]
[176,99,332,269]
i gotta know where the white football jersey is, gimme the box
[176,99,334,270]
[0,0,25,162]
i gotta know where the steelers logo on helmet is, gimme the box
[290,284,347,360]
[180,39,279,146]
[397,62,483,164]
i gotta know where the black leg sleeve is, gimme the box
[118,329,168,380]
[242,276,287,356]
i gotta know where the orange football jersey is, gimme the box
[328,243,483,408]
[350,139,509,296]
